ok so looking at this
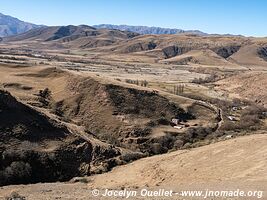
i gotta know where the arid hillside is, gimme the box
[0,90,93,186]
[2,28,267,68]
[0,134,266,200]
[1,64,229,185]
[2,25,139,48]
[0,23,266,200]
[104,34,267,67]
[89,133,267,190]
[216,71,267,107]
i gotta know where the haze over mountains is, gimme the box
[2,25,139,49]
[0,12,252,39]
[0,12,211,37]
[93,24,207,35]
[0,13,42,37]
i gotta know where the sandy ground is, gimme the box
[0,133,266,200]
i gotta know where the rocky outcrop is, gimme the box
[120,41,157,53]
[162,46,190,58]
[213,46,241,58]
[258,46,267,61]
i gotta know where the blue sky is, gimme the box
[0,0,266,36]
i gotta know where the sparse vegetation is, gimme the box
[0,161,32,185]
[220,104,267,131]
[5,192,26,200]
[120,152,146,163]
[192,73,219,84]
[125,79,148,87]
[173,84,184,94]
[38,87,51,99]
[37,87,52,107]
[77,178,89,184]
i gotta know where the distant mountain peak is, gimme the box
[0,12,42,37]
[93,24,207,35]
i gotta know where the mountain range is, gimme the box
[2,23,267,68]
[1,12,267,68]
[0,12,208,37]
[93,24,207,35]
[0,12,42,37]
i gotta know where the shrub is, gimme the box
[154,134,176,149]
[173,139,184,149]
[220,121,237,131]
[239,114,260,129]
[232,98,243,107]
[182,143,192,149]
[183,127,213,142]
[38,88,51,99]
[220,104,265,132]
[130,127,151,137]
[157,117,170,125]
[149,143,167,155]
[125,79,148,87]
[78,178,89,184]
[2,161,32,185]
[5,192,26,200]
[241,105,266,117]
[191,73,218,84]
[120,152,145,163]
[38,88,52,107]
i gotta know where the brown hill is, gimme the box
[94,34,267,67]
[89,133,267,190]
[1,26,267,67]
[0,90,93,186]
[22,67,195,155]
[0,134,266,200]
[2,25,139,48]
[216,71,267,107]
[230,44,267,67]
[160,49,239,66]
[0,65,222,178]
